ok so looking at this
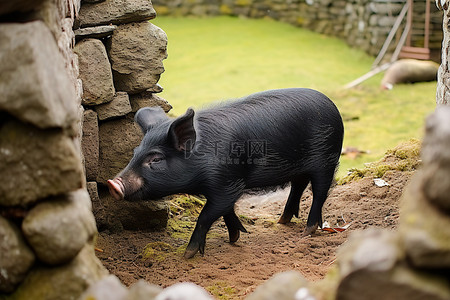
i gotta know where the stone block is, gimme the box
[97,115,143,184]
[107,21,167,94]
[0,118,83,207]
[130,91,172,113]
[74,38,115,106]
[77,0,156,28]
[399,176,450,269]
[0,21,78,130]
[95,92,132,121]
[86,181,107,231]
[74,25,117,41]
[97,185,169,231]
[82,109,99,181]
[420,106,450,212]
[22,189,97,265]
[0,216,35,293]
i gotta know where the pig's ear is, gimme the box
[169,108,196,152]
[135,107,169,133]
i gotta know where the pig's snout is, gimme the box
[107,178,125,200]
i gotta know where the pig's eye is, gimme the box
[144,153,165,169]
[152,156,163,163]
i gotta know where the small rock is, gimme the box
[246,271,307,300]
[127,279,163,300]
[130,91,172,113]
[79,275,128,300]
[155,282,213,300]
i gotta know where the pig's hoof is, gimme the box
[184,247,198,259]
[302,224,318,237]
[184,240,205,259]
[278,214,293,224]
[229,230,240,243]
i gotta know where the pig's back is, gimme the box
[194,88,343,187]
[197,88,343,155]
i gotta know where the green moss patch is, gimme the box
[339,139,421,185]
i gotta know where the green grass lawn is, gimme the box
[151,16,437,178]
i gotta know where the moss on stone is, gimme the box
[339,139,421,185]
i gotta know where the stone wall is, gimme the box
[74,0,171,233]
[0,0,171,298]
[152,0,443,60]
[0,0,107,298]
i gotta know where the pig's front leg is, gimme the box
[184,199,240,259]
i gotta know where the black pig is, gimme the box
[107,88,344,258]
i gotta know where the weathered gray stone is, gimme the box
[78,0,156,28]
[336,229,450,300]
[399,175,450,269]
[74,25,117,40]
[337,229,403,277]
[0,216,35,293]
[8,245,108,300]
[97,185,169,231]
[127,280,163,300]
[82,109,100,181]
[97,115,143,184]
[130,91,172,113]
[79,275,128,300]
[22,189,97,265]
[420,106,450,212]
[0,118,83,207]
[86,181,107,230]
[74,38,115,106]
[95,92,132,121]
[107,21,167,94]
[0,21,78,130]
[246,271,307,300]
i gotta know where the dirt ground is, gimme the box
[95,169,412,299]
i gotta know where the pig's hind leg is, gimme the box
[303,169,335,237]
[278,177,310,224]
[224,210,247,243]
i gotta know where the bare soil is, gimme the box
[95,169,412,299]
